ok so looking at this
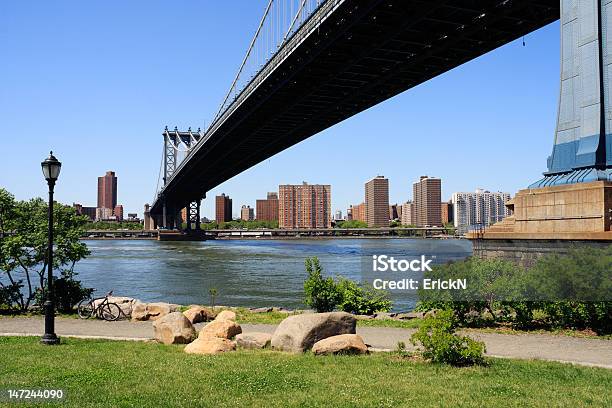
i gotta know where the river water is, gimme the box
[75,238,472,311]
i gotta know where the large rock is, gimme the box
[184,337,236,355]
[214,310,237,322]
[236,332,272,349]
[152,312,197,345]
[199,319,242,340]
[132,302,180,321]
[183,306,213,324]
[271,312,356,353]
[311,334,368,355]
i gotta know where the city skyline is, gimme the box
[1,2,559,219]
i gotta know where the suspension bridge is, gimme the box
[149,0,560,230]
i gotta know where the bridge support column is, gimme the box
[531,0,612,187]
[185,199,202,231]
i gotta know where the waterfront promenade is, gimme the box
[1,316,610,369]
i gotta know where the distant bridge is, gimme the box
[81,227,453,240]
[150,0,559,228]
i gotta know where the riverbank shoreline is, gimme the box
[81,234,465,241]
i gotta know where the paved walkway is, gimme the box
[1,317,610,369]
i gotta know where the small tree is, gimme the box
[303,257,340,312]
[209,287,218,310]
[0,188,91,312]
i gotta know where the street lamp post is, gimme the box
[41,151,61,345]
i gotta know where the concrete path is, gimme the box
[1,317,610,369]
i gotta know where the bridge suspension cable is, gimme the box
[212,0,326,124]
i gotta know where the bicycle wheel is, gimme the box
[77,299,93,319]
[99,302,122,321]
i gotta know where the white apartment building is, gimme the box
[451,189,511,233]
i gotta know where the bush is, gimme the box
[416,247,612,334]
[410,309,486,366]
[336,277,392,315]
[0,282,23,311]
[416,257,526,325]
[34,270,93,313]
[303,257,393,314]
[304,257,340,313]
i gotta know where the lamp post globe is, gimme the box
[41,151,61,345]
[41,151,62,182]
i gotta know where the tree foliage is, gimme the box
[335,220,368,229]
[416,248,612,334]
[0,188,91,312]
[200,220,279,230]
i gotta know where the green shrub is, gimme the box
[336,277,392,315]
[0,282,23,311]
[303,257,393,314]
[303,257,341,313]
[410,309,486,366]
[416,257,526,324]
[34,270,93,313]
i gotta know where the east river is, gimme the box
[76,238,472,311]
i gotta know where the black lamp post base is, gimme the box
[41,333,60,345]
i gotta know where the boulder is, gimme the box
[424,309,439,319]
[236,332,272,349]
[395,312,424,320]
[199,319,242,340]
[374,312,396,320]
[312,334,368,355]
[132,302,180,321]
[183,306,213,324]
[249,307,273,313]
[152,312,197,345]
[271,312,356,353]
[184,337,236,355]
[214,310,237,322]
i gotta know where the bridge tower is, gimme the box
[532,0,612,187]
[475,0,612,246]
[160,126,205,232]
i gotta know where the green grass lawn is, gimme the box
[0,337,610,407]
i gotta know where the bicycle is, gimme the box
[77,290,123,321]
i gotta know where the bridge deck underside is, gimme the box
[152,0,559,216]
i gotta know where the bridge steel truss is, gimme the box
[151,0,560,218]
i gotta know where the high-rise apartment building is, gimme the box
[278,182,331,229]
[95,207,113,221]
[349,203,366,223]
[114,205,124,222]
[97,171,117,211]
[241,205,254,221]
[389,204,401,221]
[365,176,389,228]
[452,189,512,233]
[74,203,97,221]
[334,210,343,221]
[413,176,442,227]
[440,202,453,225]
[215,194,232,223]
[401,201,416,226]
[256,192,279,221]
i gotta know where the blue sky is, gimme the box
[0,1,559,219]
